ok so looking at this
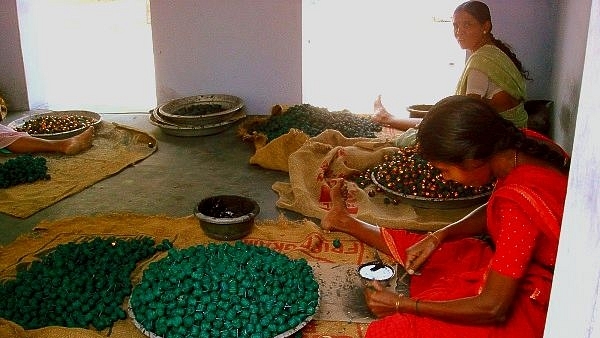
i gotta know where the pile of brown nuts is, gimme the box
[351,146,494,200]
[16,115,97,135]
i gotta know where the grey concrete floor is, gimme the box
[0,112,305,246]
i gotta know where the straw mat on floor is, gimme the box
[0,122,157,218]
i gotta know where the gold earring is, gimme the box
[483,30,487,34]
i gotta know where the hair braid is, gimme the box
[504,122,570,172]
[490,35,532,80]
[418,95,569,173]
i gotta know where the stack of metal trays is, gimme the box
[150,94,246,137]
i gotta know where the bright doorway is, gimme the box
[16,0,156,113]
[302,0,464,115]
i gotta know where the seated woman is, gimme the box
[0,123,94,155]
[322,95,569,338]
[374,1,530,130]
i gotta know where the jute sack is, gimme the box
[238,104,311,172]
[273,129,475,231]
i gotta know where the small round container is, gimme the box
[406,104,433,118]
[194,195,260,241]
[358,261,395,286]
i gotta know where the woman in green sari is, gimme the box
[374,1,530,131]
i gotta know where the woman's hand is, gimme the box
[364,281,407,317]
[320,178,350,233]
[404,233,441,274]
[372,95,394,125]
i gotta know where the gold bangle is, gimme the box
[427,231,441,246]
[415,299,421,316]
[395,297,400,312]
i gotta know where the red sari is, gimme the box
[367,163,568,338]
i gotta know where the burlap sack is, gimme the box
[248,128,309,172]
[273,129,476,231]
[238,105,312,172]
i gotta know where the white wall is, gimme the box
[0,0,28,111]
[544,0,600,336]
[150,0,302,115]
[488,0,558,101]
[549,0,593,153]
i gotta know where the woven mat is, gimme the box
[0,213,390,338]
[0,122,157,218]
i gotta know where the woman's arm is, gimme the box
[433,203,487,241]
[467,92,519,114]
[322,179,489,266]
[465,69,520,113]
[369,200,541,325]
[404,203,488,272]
[366,269,519,324]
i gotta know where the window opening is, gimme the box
[302,0,464,115]
[17,0,156,113]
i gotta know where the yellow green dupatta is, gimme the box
[456,45,528,128]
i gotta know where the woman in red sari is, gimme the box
[322,95,570,338]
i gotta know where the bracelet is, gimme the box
[427,231,441,246]
[395,295,401,313]
[414,299,421,316]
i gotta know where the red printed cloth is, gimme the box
[0,123,29,149]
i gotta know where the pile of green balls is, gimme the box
[0,154,50,188]
[254,103,383,142]
[130,241,319,338]
[0,236,171,330]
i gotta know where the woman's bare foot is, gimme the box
[372,95,394,125]
[321,178,354,232]
[63,126,95,155]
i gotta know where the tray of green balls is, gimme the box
[128,241,320,338]
[353,146,494,209]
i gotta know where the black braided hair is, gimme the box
[416,95,569,172]
[454,1,532,80]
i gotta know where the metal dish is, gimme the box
[7,110,102,140]
[406,104,433,118]
[128,293,318,338]
[358,261,396,286]
[149,108,245,137]
[157,94,244,126]
[371,171,491,209]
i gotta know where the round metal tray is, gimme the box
[149,108,245,137]
[406,104,433,118]
[128,291,319,338]
[371,172,491,209]
[7,110,102,140]
[157,94,244,126]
